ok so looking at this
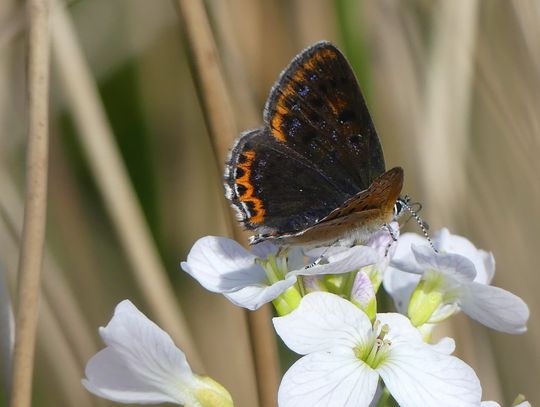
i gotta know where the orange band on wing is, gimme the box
[270,47,339,142]
[236,150,266,224]
[271,105,288,142]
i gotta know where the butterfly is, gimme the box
[224,41,404,248]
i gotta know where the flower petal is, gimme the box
[458,282,529,334]
[293,246,378,276]
[389,232,428,274]
[224,274,297,310]
[434,229,495,283]
[351,271,375,308]
[430,337,456,355]
[181,236,266,292]
[378,340,481,407]
[383,265,419,314]
[83,347,183,403]
[411,245,477,282]
[83,300,194,404]
[273,292,372,354]
[480,252,496,284]
[285,247,306,272]
[278,350,379,407]
[250,240,278,258]
[1,264,14,392]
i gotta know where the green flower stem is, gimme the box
[343,270,358,299]
[376,386,391,407]
[296,276,306,297]
[273,286,302,316]
[323,274,346,294]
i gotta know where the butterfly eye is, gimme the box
[393,199,404,218]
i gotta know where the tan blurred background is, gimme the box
[0,0,538,406]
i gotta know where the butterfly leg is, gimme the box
[383,223,398,242]
[382,223,399,257]
[304,255,329,269]
[304,243,339,269]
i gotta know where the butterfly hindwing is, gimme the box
[251,167,403,247]
[322,166,404,222]
[225,128,352,232]
[264,41,385,194]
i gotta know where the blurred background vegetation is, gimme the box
[0,0,539,406]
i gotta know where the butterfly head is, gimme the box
[394,195,437,252]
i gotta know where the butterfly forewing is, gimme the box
[264,41,385,194]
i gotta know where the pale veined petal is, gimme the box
[383,266,419,314]
[434,229,495,284]
[411,245,477,282]
[273,292,372,354]
[181,236,266,293]
[83,347,188,404]
[278,350,379,407]
[378,341,481,407]
[83,300,195,404]
[430,337,456,355]
[293,245,378,276]
[224,274,297,310]
[393,232,428,259]
[458,282,529,334]
[351,271,375,308]
[0,264,14,392]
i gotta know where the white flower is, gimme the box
[362,222,400,291]
[1,264,14,388]
[181,236,378,311]
[273,292,481,407]
[350,271,375,310]
[384,229,529,334]
[83,300,232,406]
[482,401,531,407]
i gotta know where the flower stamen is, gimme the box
[355,321,392,368]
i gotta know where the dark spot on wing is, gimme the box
[237,153,248,164]
[236,183,247,195]
[302,130,317,144]
[307,111,321,123]
[311,97,324,108]
[338,109,355,124]
[235,167,245,178]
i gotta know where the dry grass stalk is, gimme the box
[174,1,279,406]
[9,0,50,406]
[173,0,237,168]
[49,0,203,370]
[0,182,102,407]
[0,172,98,370]
[36,300,96,407]
[207,0,260,130]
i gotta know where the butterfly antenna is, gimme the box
[398,197,438,252]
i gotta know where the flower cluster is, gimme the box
[83,224,530,407]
